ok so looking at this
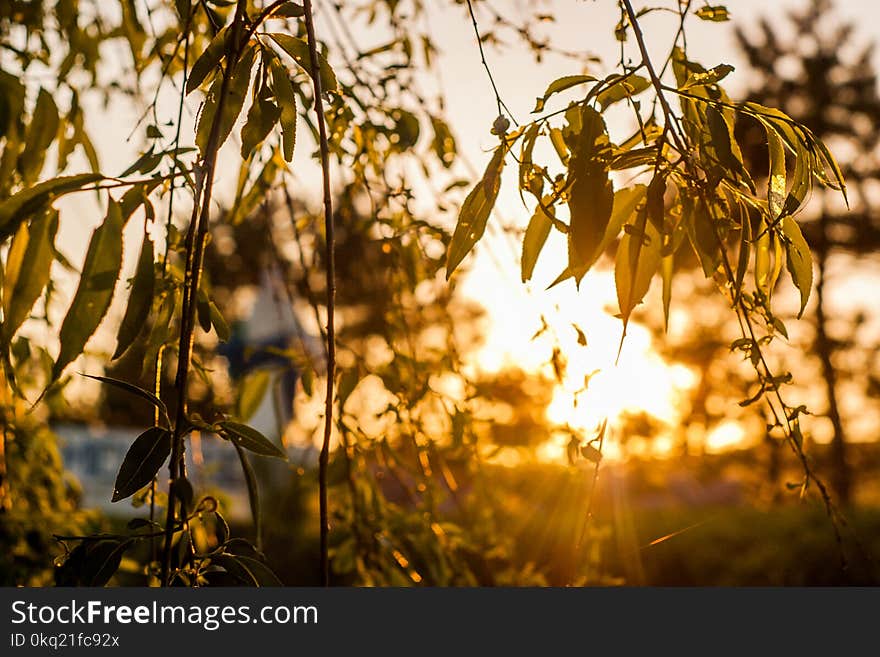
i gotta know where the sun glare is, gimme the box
[463,241,699,461]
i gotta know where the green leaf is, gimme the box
[269,56,298,162]
[521,203,553,283]
[269,33,338,93]
[233,443,262,550]
[1,209,57,343]
[532,74,597,113]
[83,539,134,586]
[616,207,661,328]
[186,26,229,95]
[240,92,281,158]
[337,368,360,410]
[52,199,124,382]
[781,216,812,318]
[113,234,154,359]
[706,105,753,191]
[20,88,60,183]
[0,173,102,241]
[445,145,505,279]
[680,63,734,90]
[683,193,721,278]
[272,2,305,18]
[219,420,288,460]
[236,369,271,421]
[213,553,282,586]
[209,301,230,341]
[196,45,256,157]
[767,128,786,219]
[595,74,650,111]
[112,426,172,502]
[695,5,729,21]
[81,373,169,426]
[568,106,614,266]
[549,184,646,288]
[430,115,456,168]
[661,250,674,332]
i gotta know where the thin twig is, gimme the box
[464,0,518,125]
[302,0,337,588]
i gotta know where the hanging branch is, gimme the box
[302,0,337,588]
[160,0,250,587]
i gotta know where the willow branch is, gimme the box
[302,0,337,588]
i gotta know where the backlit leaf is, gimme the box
[532,74,597,113]
[269,33,338,93]
[219,421,288,460]
[113,234,154,359]
[112,426,172,502]
[0,173,102,241]
[782,216,812,318]
[521,203,553,283]
[236,369,271,421]
[568,106,614,266]
[52,199,124,382]
[695,5,729,21]
[446,145,505,279]
[186,26,229,95]
[616,207,661,327]
[269,56,298,161]
[1,209,58,343]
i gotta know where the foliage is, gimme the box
[0,0,852,586]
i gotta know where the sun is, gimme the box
[460,230,696,461]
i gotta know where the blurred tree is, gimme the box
[735,0,880,504]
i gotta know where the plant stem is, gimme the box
[302,0,336,588]
[160,0,249,586]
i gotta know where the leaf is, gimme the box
[706,105,753,191]
[616,207,661,327]
[549,184,646,288]
[83,539,134,586]
[430,115,456,168]
[272,2,305,18]
[445,145,505,279]
[661,250,674,332]
[337,368,360,410]
[521,203,553,283]
[695,5,729,21]
[186,26,229,95]
[209,301,230,341]
[568,106,614,266]
[196,45,256,157]
[219,420,288,460]
[213,553,282,586]
[269,57,298,162]
[767,128,786,219]
[595,74,650,111]
[755,228,771,295]
[781,216,812,318]
[240,92,281,158]
[20,88,60,183]
[680,63,734,90]
[1,209,57,343]
[683,193,721,278]
[80,373,169,426]
[269,33,338,93]
[532,74,597,113]
[112,426,172,502]
[113,234,154,359]
[233,443,262,550]
[236,369,271,421]
[0,173,102,241]
[52,199,124,382]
